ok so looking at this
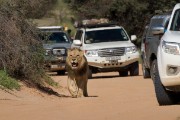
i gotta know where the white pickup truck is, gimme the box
[151,3,180,105]
[72,19,139,78]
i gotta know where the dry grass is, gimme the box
[0,1,45,86]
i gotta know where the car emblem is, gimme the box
[109,49,113,53]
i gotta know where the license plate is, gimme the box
[51,65,58,68]
[105,56,121,61]
[57,57,63,60]
[109,60,118,63]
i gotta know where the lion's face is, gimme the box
[66,48,84,70]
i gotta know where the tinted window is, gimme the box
[170,9,180,31]
[75,30,83,40]
[84,29,128,44]
[40,32,70,43]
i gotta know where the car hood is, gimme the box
[162,31,180,43]
[83,41,135,50]
[43,43,72,49]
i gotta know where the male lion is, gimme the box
[66,48,88,97]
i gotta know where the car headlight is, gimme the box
[125,46,137,54]
[162,41,180,55]
[45,49,52,56]
[85,50,98,57]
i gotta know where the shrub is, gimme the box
[0,1,46,85]
[0,70,20,90]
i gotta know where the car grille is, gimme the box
[98,47,125,57]
[52,48,66,56]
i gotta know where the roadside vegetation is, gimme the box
[0,70,20,90]
[64,0,178,45]
[0,0,58,90]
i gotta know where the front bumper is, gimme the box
[158,47,180,87]
[88,58,139,68]
[87,53,139,69]
[44,56,66,72]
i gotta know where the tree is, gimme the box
[109,0,148,35]
[2,0,57,19]
[64,0,178,42]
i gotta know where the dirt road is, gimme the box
[0,65,180,120]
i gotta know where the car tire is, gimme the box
[119,71,128,77]
[57,70,65,75]
[130,61,139,76]
[88,67,93,79]
[142,62,151,78]
[151,59,177,105]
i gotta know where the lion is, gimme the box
[66,48,88,97]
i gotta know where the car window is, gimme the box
[170,9,180,31]
[84,29,128,44]
[40,32,70,44]
[75,30,83,40]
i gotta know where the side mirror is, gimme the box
[131,35,137,41]
[152,27,164,35]
[73,39,82,46]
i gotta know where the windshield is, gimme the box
[40,32,70,44]
[84,28,129,44]
[170,9,180,31]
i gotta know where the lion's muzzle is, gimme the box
[71,59,79,69]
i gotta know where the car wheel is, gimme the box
[57,70,65,75]
[142,62,151,78]
[88,67,93,79]
[119,71,128,77]
[130,61,139,76]
[151,59,177,105]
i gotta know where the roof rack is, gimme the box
[38,26,64,32]
[74,18,117,28]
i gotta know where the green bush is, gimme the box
[0,70,20,90]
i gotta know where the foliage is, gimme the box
[64,0,179,42]
[43,75,59,87]
[2,0,57,19]
[0,70,20,90]
[66,0,112,19]
[109,0,148,36]
[0,1,46,86]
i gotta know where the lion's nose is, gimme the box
[72,58,76,61]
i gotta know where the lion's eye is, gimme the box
[70,55,72,57]
[77,55,80,57]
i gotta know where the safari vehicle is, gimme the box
[72,19,139,78]
[38,26,72,75]
[141,12,171,79]
[151,3,180,105]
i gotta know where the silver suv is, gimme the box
[38,26,72,75]
[141,13,171,79]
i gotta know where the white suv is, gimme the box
[72,20,139,78]
[152,3,180,105]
